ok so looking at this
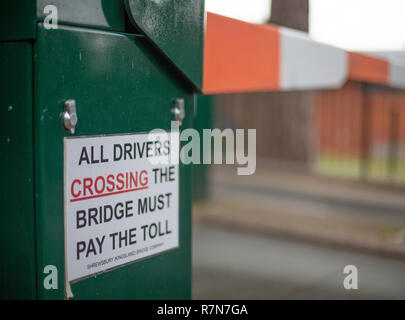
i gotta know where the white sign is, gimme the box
[64,132,179,282]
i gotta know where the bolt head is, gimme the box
[69,113,78,126]
[62,99,78,134]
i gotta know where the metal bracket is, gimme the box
[172,98,185,126]
[61,99,78,134]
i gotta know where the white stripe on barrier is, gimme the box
[390,60,405,89]
[280,27,347,91]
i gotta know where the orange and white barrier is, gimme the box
[203,12,405,94]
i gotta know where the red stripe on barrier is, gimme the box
[203,13,280,94]
[348,52,389,85]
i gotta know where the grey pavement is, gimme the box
[192,224,405,299]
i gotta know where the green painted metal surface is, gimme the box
[0,42,37,299]
[1,0,204,298]
[193,95,213,201]
[0,1,37,41]
[34,24,193,299]
[125,0,204,92]
[0,0,204,94]
[0,1,126,41]
[36,0,127,32]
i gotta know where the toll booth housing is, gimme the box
[0,0,204,299]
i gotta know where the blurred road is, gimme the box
[192,224,405,299]
[194,166,405,257]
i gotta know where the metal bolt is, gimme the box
[61,99,78,134]
[171,99,185,126]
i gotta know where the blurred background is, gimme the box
[192,0,405,299]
